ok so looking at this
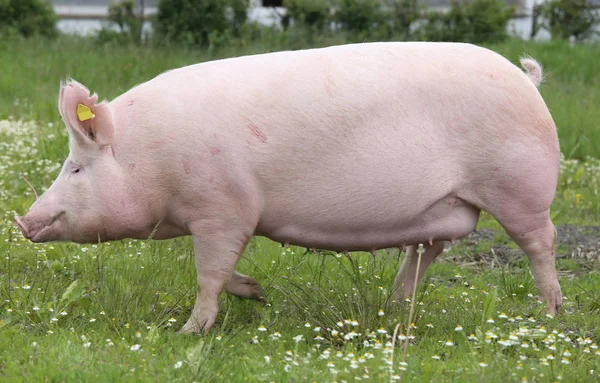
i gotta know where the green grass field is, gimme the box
[1,36,599,382]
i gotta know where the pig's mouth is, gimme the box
[15,211,66,243]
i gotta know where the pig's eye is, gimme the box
[71,167,81,174]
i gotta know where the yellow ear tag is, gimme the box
[76,104,95,121]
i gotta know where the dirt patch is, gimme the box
[554,225,600,260]
[448,225,600,269]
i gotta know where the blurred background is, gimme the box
[2,0,599,48]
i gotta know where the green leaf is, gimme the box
[482,288,498,326]
[186,339,206,370]
[60,280,85,306]
[146,325,159,344]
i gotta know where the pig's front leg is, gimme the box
[178,224,250,334]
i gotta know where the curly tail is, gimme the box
[519,57,544,88]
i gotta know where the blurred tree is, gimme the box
[154,0,249,46]
[391,0,419,39]
[535,0,599,41]
[0,0,58,38]
[108,0,144,43]
[333,0,386,35]
[283,0,331,31]
[417,0,514,43]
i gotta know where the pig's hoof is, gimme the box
[242,278,266,302]
[177,324,206,335]
[545,295,562,315]
[177,316,212,335]
[541,286,562,316]
[177,322,202,335]
[225,274,267,303]
[252,284,268,304]
[176,326,196,335]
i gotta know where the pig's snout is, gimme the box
[14,215,31,239]
[13,211,65,243]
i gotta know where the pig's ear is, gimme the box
[58,79,114,147]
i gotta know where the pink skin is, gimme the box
[15,42,562,334]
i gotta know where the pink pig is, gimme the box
[15,42,562,334]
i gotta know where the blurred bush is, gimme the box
[284,0,331,31]
[109,0,144,43]
[93,0,144,45]
[534,0,599,41]
[154,0,250,47]
[32,0,598,50]
[332,0,387,37]
[390,0,419,39]
[417,0,514,43]
[0,0,58,38]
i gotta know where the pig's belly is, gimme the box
[256,195,481,251]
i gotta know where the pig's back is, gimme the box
[137,41,552,167]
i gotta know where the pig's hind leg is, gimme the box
[393,241,445,301]
[492,211,562,314]
[225,271,266,302]
[468,158,562,315]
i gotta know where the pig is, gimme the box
[14,42,562,334]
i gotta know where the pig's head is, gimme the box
[14,79,143,244]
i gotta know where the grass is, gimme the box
[0,36,600,382]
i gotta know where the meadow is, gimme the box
[0,36,599,382]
